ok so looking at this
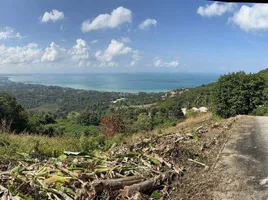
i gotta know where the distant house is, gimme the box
[111,98,126,104]
[182,107,209,115]
[170,91,176,97]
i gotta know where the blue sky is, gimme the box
[1,0,268,74]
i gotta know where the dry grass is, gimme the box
[117,112,218,148]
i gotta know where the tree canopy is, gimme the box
[212,71,266,118]
[0,92,29,132]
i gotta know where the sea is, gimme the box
[6,73,220,93]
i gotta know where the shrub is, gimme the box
[251,107,268,116]
[99,113,126,136]
[212,72,265,118]
[0,92,29,132]
[79,134,90,152]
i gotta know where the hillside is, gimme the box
[1,69,268,199]
[0,113,236,199]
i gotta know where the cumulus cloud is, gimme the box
[130,50,142,67]
[0,40,92,68]
[99,61,119,67]
[121,37,132,43]
[95,39,132,63]
[40,9,64,23]
[91,40,98,44]
[139,18,157,29]
[81,7,132,32]
[0,27,24,40]
[229,4,268,32]
[0,43,42,65]
[0,38,139,68]
[41,42,66,62]
[153,58,179,68]
[197,3,235,17]
[69,39,91,67]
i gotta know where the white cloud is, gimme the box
[139,18,157,29]
[130,50,142,67]
[95,39,132,63]
[153,58,179,68]
[0,38,139,69]
[229,4,268,32]
[68,39,91,67]
[81,6,132,32]
[197,3,235,17]
[0,43,42,65]
[40,9,64,23]
[0,40,92,68]
[91,40,98,44]
[0,27,24,40]
[99,61,119,67]
[41,42,66,62]
[121,37,131,43]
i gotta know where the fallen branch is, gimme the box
[91,175,146,193]
[153,154,183,175]
[121,171,173,198]
[188,159,208,168]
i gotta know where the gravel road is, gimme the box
[213,116,268,200]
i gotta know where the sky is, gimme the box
[1,0,268,74]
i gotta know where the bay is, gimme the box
[6,73,219,93]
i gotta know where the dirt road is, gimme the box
[213,116,268,200]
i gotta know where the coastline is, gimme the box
[1,73,219,93]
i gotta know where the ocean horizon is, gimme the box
[4,73,220,93]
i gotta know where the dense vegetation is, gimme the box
[0,83,164,117]
[0,93,29,132]
[1,69,268,141]
[212,70,268,117]
[0,82,185,136]
[171,84,214,109]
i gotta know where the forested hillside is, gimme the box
[0,69,267,137]
[0,70,268,199]
[0,83,164,117]
[0,81,184,136]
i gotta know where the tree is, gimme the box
[134,113,153,131]
[77,109,100,126]
[212,72,265,118]
[263,88,268,107]
[0,92,29,132]
[99,113,126,136]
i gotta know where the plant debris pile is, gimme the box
[0,117,236,200]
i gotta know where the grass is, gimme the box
[44,119,99,136]
[0,133,80,159]
[0,132,122,160]
[0,112,218,161]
